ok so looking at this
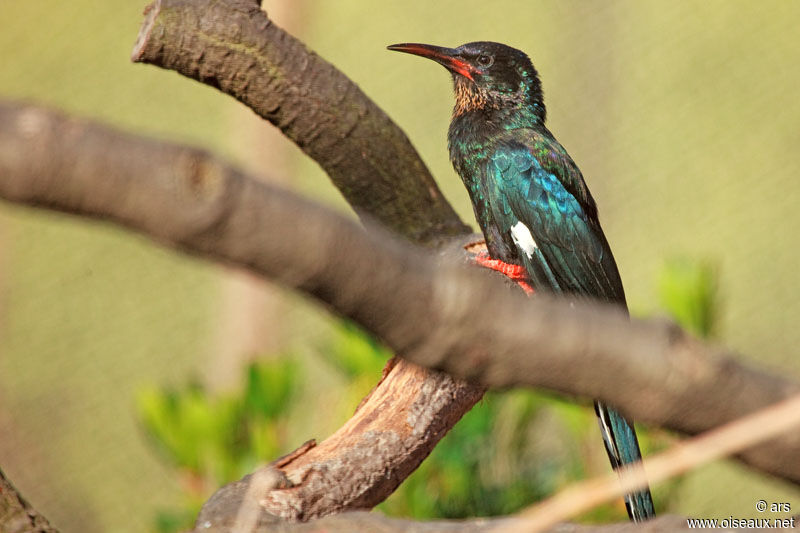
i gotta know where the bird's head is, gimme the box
[388,41,544,121]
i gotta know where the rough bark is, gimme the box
[131,0,469,246]
[0,467,58,533]
[1,102,799,492]
[259,358,485,520]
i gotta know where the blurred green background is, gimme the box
[1,1,799,531]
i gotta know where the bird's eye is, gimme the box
[477,54,494,68]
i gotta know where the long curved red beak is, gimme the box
[387,43,476,81]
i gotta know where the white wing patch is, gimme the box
[510,221,538,258]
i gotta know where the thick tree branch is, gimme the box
[132,0,470,245]
[1,102,799,490]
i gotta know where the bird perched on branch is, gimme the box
[388,40,655,521]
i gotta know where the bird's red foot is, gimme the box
[473,251,535,295]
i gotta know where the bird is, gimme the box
[387,41,655,521]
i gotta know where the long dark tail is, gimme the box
[595,401,656,521]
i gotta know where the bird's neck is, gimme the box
[451,75,546,121]
[449,76,546,146]
[448,102,545,154]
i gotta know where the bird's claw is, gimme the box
[472,251,535,295]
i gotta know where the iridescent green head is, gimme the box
[388,41,545,121]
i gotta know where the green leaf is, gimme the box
[243,359,298,419]
[657,257,719,338]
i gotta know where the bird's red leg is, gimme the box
[473,251,535,295]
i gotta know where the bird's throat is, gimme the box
[452,77,494,117]
[451,77,545,127]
